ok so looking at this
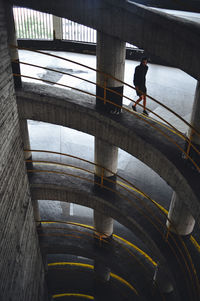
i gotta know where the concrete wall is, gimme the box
[12,0,200,80]
[0,1,46,300]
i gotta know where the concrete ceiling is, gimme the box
[11,0,200,81]
[129,0,200,13]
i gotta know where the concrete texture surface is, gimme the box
[15,51,200,300]
[18,50,197,133]
[0,2,47,301]
[12,0,200,79]
[17,81,200,221]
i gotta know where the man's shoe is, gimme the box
[143,110,149,116]
[132,105,137,112]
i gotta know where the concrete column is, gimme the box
[96,31,126,113]
[184,81,200,169]
[153,263,174,294]
[20,119,32,160]
[53,15,63,40]
[188,81,200,145]
[166,192,195,235]
[94,211,113,237]
[95,138,118,177]
[94,32,124,241]
[32,200,41,227]
[94,260,111,301]
[5,2,22,89]
[167,84,198,236]
[94,260,111,282]
[94,138,118,239]
[60,202,70,218]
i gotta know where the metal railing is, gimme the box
[48,261,137,293]
[62,18,96,44]
[13,6,136,49]
[27,149,200,300]
[12,45,200,173]
[13,7,53,40]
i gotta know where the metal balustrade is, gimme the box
[27,149,200,300]
[13,6,136,49]
[62,18,96,44]
[11,45,200,173]
[13,7,53,40]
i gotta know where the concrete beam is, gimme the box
[16,83,200,222]
[12,0,200,80]
[110,0,200,13]
[29,169,166,265]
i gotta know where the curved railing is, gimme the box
[48,261,137,294]
[40,221,160,299]
[11,45,200,172]
[26,149,200,300]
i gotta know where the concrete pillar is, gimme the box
[94,211,113,237]
[53,15,63,40]
[153,263,174,294]
[94,260,111,301]
[166,192,195,236]
[20,119,32,160]
[94,138,117,239]
[5,2,22,89]
[60,202,70,218]
[188,81,200,145]
[32,200,41,227]
[95,138,118,177]
[94,32,125,241]
[184,81,200,169]
[167,84,198,236]
[19,119,33,172]
[96,31,126,113]
[94,260,111,282]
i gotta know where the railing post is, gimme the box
[103,75,107,104]
[185,129,194,159]
[100,167,104,187]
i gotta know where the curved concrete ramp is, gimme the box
[39,224,151,301]
[30,169,166,264]
[12,0,200,79]
[17,83,200,221]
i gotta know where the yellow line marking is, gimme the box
[117,180,168,215]
[42,221,156,266]
[52,293,94,299]
[190,236,200,253]
[49,262,93,269]
[48,262,138,295]
[110,272,138,295]
[113,234,157,266]
[40,181,200,256]
[116,182,200,254]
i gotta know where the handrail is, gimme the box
[11,45,200,139]
[48,261,137,294]
[11,46,200,172]
[13,58,200,156]
[39,222,152,296]
[26,150,200,299]
[16,71,200,172]
[43,221,157,267]
[33,166,197,299]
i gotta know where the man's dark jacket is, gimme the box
[133,63,148,88]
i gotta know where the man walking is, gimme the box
[132,57,149,115]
